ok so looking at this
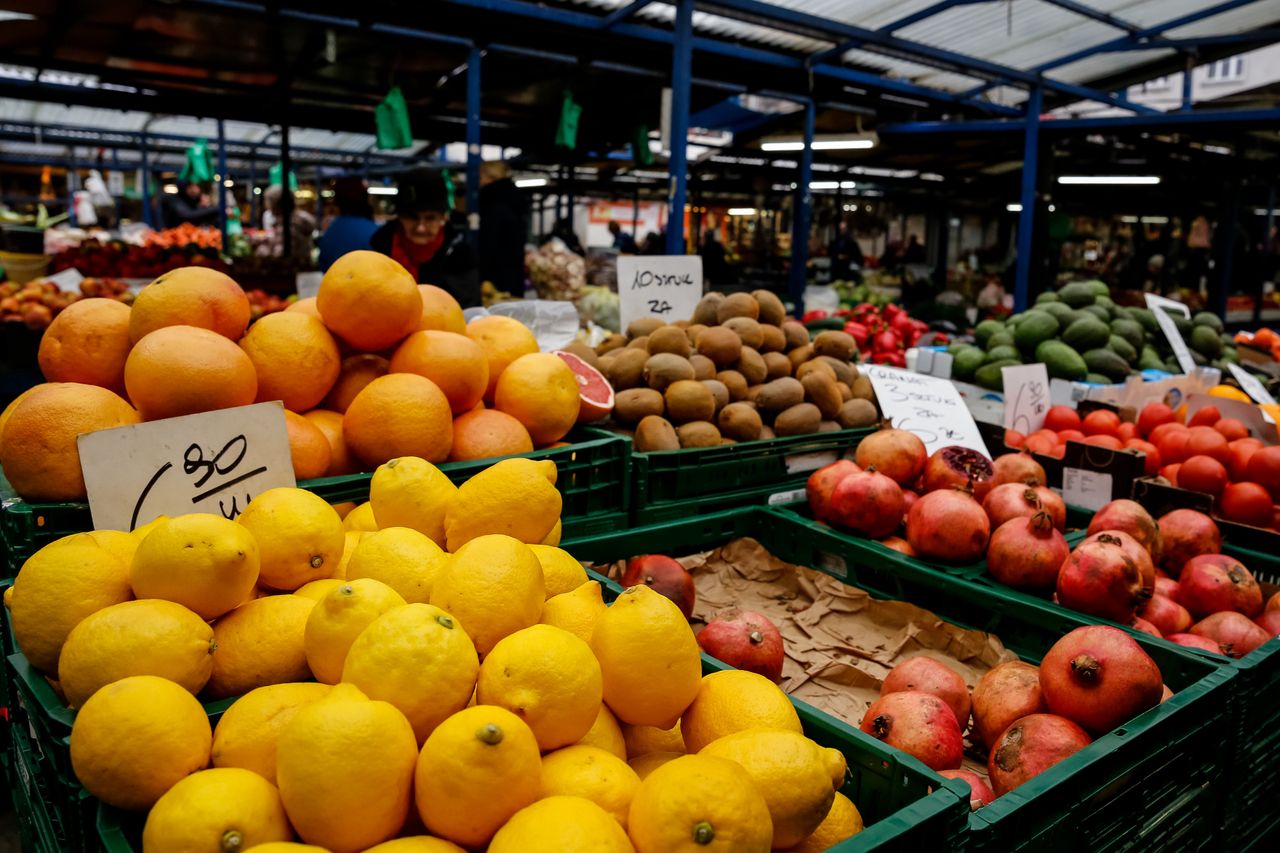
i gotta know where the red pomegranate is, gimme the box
[900,489,918,518]
[881,657,971,730]
[1130,616,1162,638]
[982,484,1043,529]
[970,661,1046,748]
[1154,576,1179,599]
[1167,633,1225,654]
[880,535,915,556]
[1176,554,1263,618]
[855,428,927,487]
[1079,530,1155,598]
[1189,611,1270,658]
[939,769,995,810]
[1137,595,1192,637]
[1270,591,1280,612]
[622,554,696,619]
[1086,499,1161,560]
[906,489,991,563]
[922,445,995,500]
[991,452,1046,488]
[806,459,860,521]
[696,609,785,682]
[1038,625,1163,735]
[1254,610,1280,637]
[828,467,905,539]
[987,713,1092,796]
[1156,509,1221,576]
[987,512,1070,591]
[1056,534,1151,624]
[859,690,963,771]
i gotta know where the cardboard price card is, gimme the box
[862,364,989,457]
[617,255,703,330]
[77,402,297,531]
[1227,363,1278,406]
[1144,293,1196,375]
[1001,363,1050,434]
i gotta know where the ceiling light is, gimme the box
[1048,204,1057,212]
[840,181,856,189]
[810,181,839,190]
[515,178,548,188]
[920,173,945,182]
[1141,216,1169,224]
[1203,145,1232,155]
[761,141,805,151]
[162,184,178,194]
[223,179,234,188]
[812,140,874,150]
[728,208,757,216]
[1006,203,1022,212]
[1057,175,1160,185]
[368,186,398,195]
[1121,215,1139,223]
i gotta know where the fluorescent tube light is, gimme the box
[1057,175,1160,185]
[810,181,839,190]
[1006,203,1022,212]
[515,178,548,188]
[728,208,757,216]
[368,186,398,195]
[812,139,874,150]
[761,141,805,151]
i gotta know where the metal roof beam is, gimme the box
[602,0,659,28]
[807,0,984,66]
[878,105,1280,132]
[1036,0,1145,36]
[1106,30,1280,51]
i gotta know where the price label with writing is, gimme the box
[617,255,703,330]
[862,364,989,457]
[78,403,296,531]
[1228,363,1277,406]
[1001,363,1050,434]
[1144,293,1196,375]
[1062,466,1113,511]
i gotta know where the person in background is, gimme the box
[262,184,316,263]
[371,169,479,307]
[700,230,729,287]
[316,177,377,271]
[904,234,926,264]
[828,220,864,281]
[608,220,638,254]
[164,181,219,226]
[544,218,585,256]
[640,231,664,255]
[478,161,528,297]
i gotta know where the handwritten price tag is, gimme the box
[1063,466,1113,511]
[862,364,989,457]
[617,255,703,330]
[1001,363,1050,433]
[77,402,296,531]
[1144,293,1196,375]
[1228,363,1277,406]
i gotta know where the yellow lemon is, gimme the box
[294,578,344,601]
[245,844,331,853]
[591,585,700,728]
[414,706,542,849]
[680,670,802,753]
[131,514,260,620]
[212,682,331,784]
[540,519,562,546]
[477,624,601,750]
[70,675,211,811]
[629,751,681,781]
[131,514,170,542]
[277,684,418,853]
[58,599,215,708]
[343,502,378,532]
[142,767,291,851]
[699,728,837,848]
[342,603,477,743]
[238,488,345,590]
[576,704,627,760]
[790,793,863,853]
[330,530,365,579]
[529,545,589,598]
[623,720,685,760]
[444,458,561,551]
[345,527,448,604]
[428,534,544,656]
[11,535,133,672]
[489,796,634,853]
[540,745,640,827]
[627,754,772,853]
[207,596,315,699]
[363,839,466,853]
[370,456,458,548]
[305,579,406,684]
[540,580,607,644]
[52,528,137,571]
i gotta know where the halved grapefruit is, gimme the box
[552,349,615,422]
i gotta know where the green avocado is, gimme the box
[1085,372,1113,385]
[1085,280,1111,298]
[1189,325,1223,358]
[1038,302,1076,324]
[1108,334,1138,364]
[1035,291,1060,304]
[985,345,1022,364]
[975,319,1005,348]
[1138,346,1166,371]
[1062,316,1111,351]
[1013,311,1060,352]
[1035,340,1088,381]
[1084,348,1131,382]
[1193,311,1225,333]
[1058,282,1097,308]
[1110,318,1144,352]
[952,346,987,381]
[986,330,1016,351]
[975,359,1022,390]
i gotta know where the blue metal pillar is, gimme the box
[466,46,482,246]
[789,99,815,316]
[139,132,154,227]
[1014,86,1042,312]
[281,119,293,259]
[1181,62,1194,111]
[665,0,693,255]
[216,119,229,245]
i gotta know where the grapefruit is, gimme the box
[552,350,614,423]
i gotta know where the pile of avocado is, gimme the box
[951,280,1237,389]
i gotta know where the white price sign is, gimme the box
[862,364,989,457]
[617,255,703,330]
[1144,293,1196,375]
[1062,466,1113,511]
[78,403,296,531]
[1002,363,1050,434]
[1228,363,1277,406]
[295,271,323,299]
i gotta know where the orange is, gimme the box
[325,355,389,413]
[285,411,331,481]
[285,297,323,320]
[129,267,250,343]
[449,409,533,462]
[0,382,139,500]
[344,374,453,467]
[417,285,466,334]
[466,315,538,400]
[495,353,579,445]
[125,326,258,421]
[390,331,489,414]
[37,298,132,393]
[317,250,422,351]
[303,409,358,476]
[239,313,341,412]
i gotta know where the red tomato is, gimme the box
[1046,443,1066,459]
[1137,402,1176,437]
[1148,422,1187,446]
[1213,418,1249,442]
[1125,438,1162,476]
[1188,405,1221,428]
[1159,462,1181,486]
[1043,405,1081,432]
[1004,429,1026,449]
[1025,433,1057,455]
[1185,426,1231,466]
[1227,438,1263,482]
[1058,429,1086,444]
[1156,429,1191,465]
[1116,422,1138,442]
[1083,434,1123,450]
[1082,410,1122,437]
[1178,454,1229,497]
[1246,446,1280,500]
[1219,482,1273,527]
[1272,505,1280,532]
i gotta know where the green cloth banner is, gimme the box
[177,139,214,184]
[376,86,414,150]
[632,124,653,166]
[268,163,299,190]
[556,90,582,150]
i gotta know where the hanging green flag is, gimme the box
[177,138,214,184]
[442,169,456,210]
[632,124,653,166]
[268,163,299,190]
[376,86,414,150]
[556,90,582,150]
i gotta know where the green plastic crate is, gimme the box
[8,720,89,853]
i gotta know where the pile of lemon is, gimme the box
[6,455,862,853]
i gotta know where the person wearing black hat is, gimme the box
[370,169,480,307]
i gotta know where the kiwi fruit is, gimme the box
[716,369,749,401]
[605,348,648,390]
[819,420,841,432]
[664,379,716,424]
[723,317,764,350]
[745,385,764,404]
[702,379,729,414]
[696,326,743,368]
[643,353,696,392]
[597,333,627,354]
[720,437,737,446]
[627,317,664,340]
[756,377,804,414]
[561,340,600,369]
[647,325,692,358]
[716,292,760,324]
[718,402,762,442]
[820,356,857,386]
[851,375,875,401]
[787,345,814,371]
[613,388,665,425]
[628,335,650,350]
[752,290,786,326]
[737,348,768,385]
[634,415,680,451]
[801,372,842,419]
[759,424,776,440]
[685,323,707,345]
[837,382,853,401]
[763,351,792,381]
[677,421,722,448]
[689,353,717,381]
[795,360,836,383]
[672,319,690,329]
[837,398,879,428]
[758,324,787,353]
[692,293,724,326]
[813,330,857,361]
[774,403,822,436]
[781,320,809,350]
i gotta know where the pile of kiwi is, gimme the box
[595,290,880,451]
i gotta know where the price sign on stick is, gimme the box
[1228,363,1278,406]
[78,402,296,531]
[1002,363,1050,434]
[617,255,703,331]
[1144,293,1196,375]
[862,364,989,457]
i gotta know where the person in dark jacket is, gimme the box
[317,177,377,271]
[478,162,528,297]
[164,181,219,226]
[370,169,480,308]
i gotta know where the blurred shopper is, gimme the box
[904,234,926,264]
[262,184,315,263]
[371,169,479,307]
[543,217,585,256]
[165,181,219,226]
[608,220,638,253]
[829,220,864,280]
[479,162,528,297]
[700,230,730,287]
[317,177,378,271]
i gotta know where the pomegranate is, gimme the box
[1189,611,1270,658]
[1079,530,1155,598]
[859,690,963,771]
[828,467,905,539]
[906,489,991,563]
[880,535,915,556]
[991,452,1046,488]
[1032,486,1067,531]
[697,609,785,682]
[1137,595,1192,637]
[1154,576,1179,599]
[922,445,995,500]
[970,661,1046,748]
[1268,591,1280,612]
[1156,509,1221,576]
[805,459,860,521]
[1038,625,1163,735]
[900,489,918,519]
[982,484,1043,529]
[987,714,1092,796]
[1166,633,1226,655]
[881,657,971,730]
[1176,554,1263,618]
[1056,534,1151,624]
[987,512,1070,592]
[1254,610,1280,637]
[855,428,927,487]
[1130,616,1162,638]
[939,769,994,810]
[1086,500,1161,560]
[622,555,696,619]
